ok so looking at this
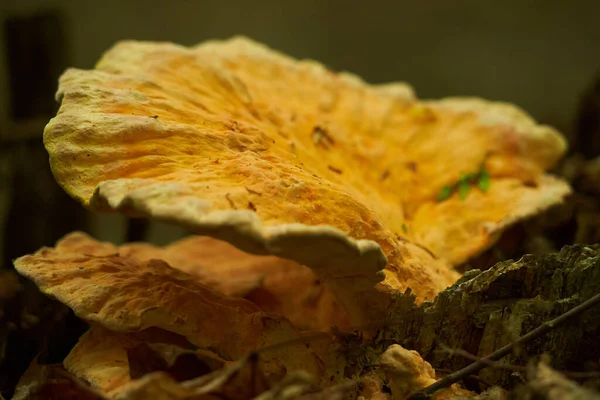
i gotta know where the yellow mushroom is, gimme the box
[44,37,568,326]
[13,233,334,383]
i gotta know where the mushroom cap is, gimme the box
[13,232,329,377]
[379,344,437,390]
[378,344,475,399]
[34,231,346,331]
[44,36,569,323]
[118,235,349,331]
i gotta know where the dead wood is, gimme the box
[354,244,600,390]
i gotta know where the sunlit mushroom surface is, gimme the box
[44,37,569,324]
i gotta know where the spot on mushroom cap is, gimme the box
[44,37,569,323]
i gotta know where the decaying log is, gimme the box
[349,244,600,389]
[408,293,600,399]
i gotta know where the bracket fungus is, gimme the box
[117,234,348,330]
[13,233,335,377]
[12,36,573,399]
[43,37,569,325]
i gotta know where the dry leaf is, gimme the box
[115,352,272,400]
[526,361,600,400]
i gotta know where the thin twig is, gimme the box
[437,344,527,372]
[438,344,600,379]
[408,292,600,399]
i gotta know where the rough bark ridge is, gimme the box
[348,244,600,388]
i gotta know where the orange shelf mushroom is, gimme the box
[13,233,333,379]
[117,234,349,331]
[43,37,569,327]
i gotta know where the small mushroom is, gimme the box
[378,344,474,399]
[379,344,437,398]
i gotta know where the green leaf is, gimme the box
[461,172,476,182]
[401,223,408,233]
[458,179,470,200]
[478,171,491,192]
[312,132,323,144]
[437,185,453,202]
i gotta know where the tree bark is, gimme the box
[354,244,600,390]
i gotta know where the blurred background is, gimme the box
[0,0,599,396]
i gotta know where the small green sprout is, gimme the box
[458,178,471,200]
[401,223,408,233]
[436,165,491,202]
[437,185,453,202]
[478,170,491,192]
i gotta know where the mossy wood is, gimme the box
[349,244,600,389]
